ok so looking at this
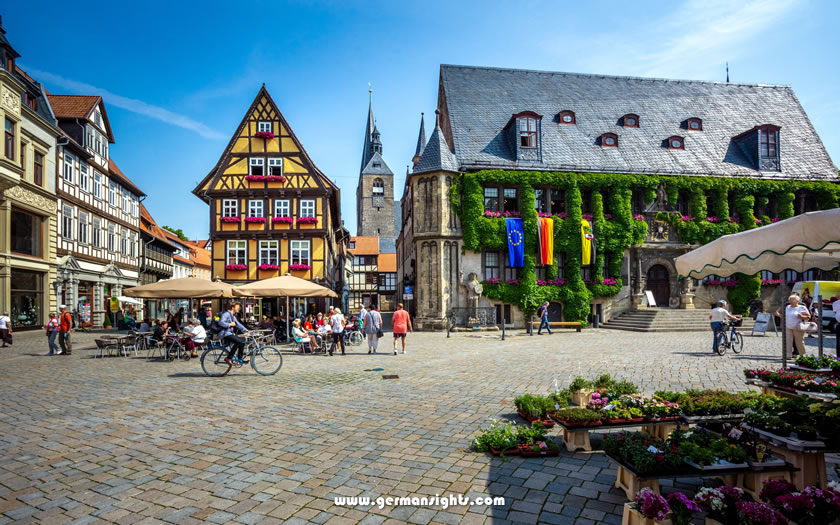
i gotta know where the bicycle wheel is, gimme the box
[349,331,364,346]
[715,331,727,355]
[251,345,283,375]
[732,332,744,354]
[201,345,231,377]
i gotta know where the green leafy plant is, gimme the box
[472,420,520,452]
[568,376,591,392]
[552,407,602,423]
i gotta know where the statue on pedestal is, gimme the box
[462,272,483,327]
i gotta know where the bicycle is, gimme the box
[200,332,283,376]
[715,319,744,355]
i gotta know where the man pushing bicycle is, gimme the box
[709,299,741,355]
[220,302,248,367]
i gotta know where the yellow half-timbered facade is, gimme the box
[193,86,344,292]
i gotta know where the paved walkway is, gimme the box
[0,328,836,524]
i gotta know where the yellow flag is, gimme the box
[581,219,594,266]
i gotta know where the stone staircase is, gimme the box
[602,308,756,333]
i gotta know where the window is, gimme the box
[300,200,315,218]
[503,259,518,281]
[268,158,283,176]
[129,233,136,257]
[259,240,279,266]
[550,189,565,214]
[4,118,14,160]
[33,152,43,186]
[109,182,118,207]
[519,117,538,148]
[290,240,310,265]
[483,251,500,280]
[79,164,90,192]
[248,200,264,217]
[249,157,264,176]
[78,212,89,244]
[10,209,41,257]
[20,142,25,170]
[222,199,238,217]
[22,92,37,110]
[92,217,102,248]
[93,172,103,199]
[94,108,102,128]
[559,110,575,124]
[274,199,290,217]
[258,121,271,133]
[686,117,703,131]
[86,129,94,150]
[503,188,518,213]
[372,178,384,208]
[121,230,128,254]
[581,189,593,214]
[677,190,689,215]
[667,136,685,150]
[62,205,74,240]
[63,154,74,183]
[483,187,499,212]
[600,133,618,147]
[107,224,116,252]
[123,192,130,213]
[226,240,247,265]
[623,114,639,128]
[631,189,644,215]
[534,188,546,213]
[760,128,777,158]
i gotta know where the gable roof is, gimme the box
[438,64,838,181]
[46,94,115,143]
[413,113,459,174]
[192,85,334,202]
[139,204,178,250]
[361,151,394,176]
[349,236,379,255]
[108,159,145,197]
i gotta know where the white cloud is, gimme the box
[24,67,226,140]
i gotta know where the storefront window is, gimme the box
[78,282,92,325]
[10,269,42,328]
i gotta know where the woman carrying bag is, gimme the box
[46,313,60,355]
[363,304,383,354]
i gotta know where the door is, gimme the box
[547,302,564,322]
[646,264,670,307]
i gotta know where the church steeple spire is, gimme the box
[412,112,427,169]
[360,93,376,174]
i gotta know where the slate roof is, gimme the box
[437,64,838,181]
[360,100,376,174]
[413,114,459,174]
[361,151,394,176]
[413,113,427,159]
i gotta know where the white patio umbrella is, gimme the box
[116,296,144,306]
[675,209,840,279]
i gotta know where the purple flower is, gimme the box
[736,501,788,525]
[667,492,700,512]
[634,488,670,521]
[760,479,796,503]
[776,493,815,513]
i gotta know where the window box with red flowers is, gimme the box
[296,217,318,225]
[254,131,275,139]
[272,216,293,224]
[220,216,241,223]
[225,264,247,271]
[244,216,266,223]
[245,175,286,183]
[289,264,311,272]
[258,264,279,271]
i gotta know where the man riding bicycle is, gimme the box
[709,299,741,355]
[220,302,248,366]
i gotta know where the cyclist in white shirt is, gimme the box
[709,300,740,355]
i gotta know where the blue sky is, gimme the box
[6,0,839,239]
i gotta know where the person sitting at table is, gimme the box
[152,320,170,343]
[258,314,273,330]
[292,319,315,352]
[138,320,151,333]
[316,312,326,327]
[183,318,206,358]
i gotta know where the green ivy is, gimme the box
[727,273,762,315]
[453,170,840,324]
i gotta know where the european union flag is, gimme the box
[506,218,525,268]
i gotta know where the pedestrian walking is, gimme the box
[46,312,60,355]
[363,304,382,354]
[537,301,552,335]
[58,305,73,356]
[329,308,345,356]
[392,303,412,355]
[0,311,10,347]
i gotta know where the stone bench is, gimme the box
[530,321,582,332]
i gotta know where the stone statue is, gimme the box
[461,272,483,327]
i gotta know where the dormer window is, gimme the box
[686,117,703,131]
[558,110,576,124]
[622,114,639,128]
[667,136,685,150]
[519,117,538,148]
[600,133,618,148]
[758,125,781,171]
[505,111,543,162]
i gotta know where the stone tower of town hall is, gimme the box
[355,94,396,238]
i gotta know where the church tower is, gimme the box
[356,93,395,238]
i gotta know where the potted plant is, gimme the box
[694,486,749,525]
[734,502,788,525]
[622,488,671,525]
[568,376,592,406]
[665,493,700,525]
[472,420,520,456]
[552,408,603,428]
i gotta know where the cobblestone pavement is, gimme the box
[0,328,837,524]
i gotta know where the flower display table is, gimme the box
[621,502,672,525]
[553,418,683,453]
[765,442,829,490]
[640,422,679,441]
[737,469,794,499]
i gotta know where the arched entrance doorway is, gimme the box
[647,264,670,307]
[547,302,563,322]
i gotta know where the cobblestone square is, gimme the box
[0,329,837,524]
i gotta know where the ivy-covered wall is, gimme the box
[452,170,840,322]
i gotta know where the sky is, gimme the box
[5,0,839,240]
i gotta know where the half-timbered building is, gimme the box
[192,86,345,319]
[48,94,143,327]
